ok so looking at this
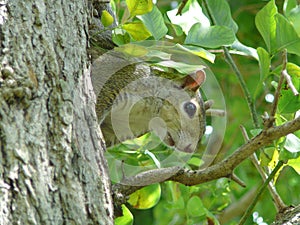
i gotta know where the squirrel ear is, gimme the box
[182,70,206,91]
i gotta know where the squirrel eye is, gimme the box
[183,102,197,118]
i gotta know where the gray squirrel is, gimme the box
[91,51,208,153]
[90,1,210,153]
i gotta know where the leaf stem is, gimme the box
[222,47,259,127]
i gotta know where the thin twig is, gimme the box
[267,50,288,128]
[237,161,284,225]
[240,125,287,212]
[223,48,260,127]
[230,173,246,188]
[282,69,299,96]
[176,0,189,15]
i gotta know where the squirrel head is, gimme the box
[156,69,206,153]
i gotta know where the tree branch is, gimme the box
[112,115,300,201]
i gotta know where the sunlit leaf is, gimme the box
[275,14,300,55]
[283,0,297,15]
[280,134,300,160]
[188,157,204,167]
[115,43,149,57]
[128,183,161,209]
[287,156,300,174]
[257,47,270,80]
[255,47,270,98]
[101,10,114,27]
[255,0,277,53]
[122,22,151,41]
[115,205,133,225]
[180,45,215,63]
[278,89,300,113]
[284,134,300,153]
[185,23,235,48]
[285,6,300,36]
[267,148,282,183]
[167,0,210,34]
[126,0,153,17]
[139,6,168,40]
[260,147,275,167]
[287,62,300,77]
[206,0,238,33]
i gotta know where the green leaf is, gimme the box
[287,156,300,174]
[185,23,235,48]
[128,183,161,209]
[122,22,151,41]
[283,0,297,15]
[155,60,205,74]
[167,0,210,34]
[139,6,168,40]
[279,148,300,161]
[126,0,153,17]
[112,29,131,45]
[275,14,300,55]
[172,196,185,209]
[115,205,133,225]
[287,62,300,78]
[206,0,238,33]
[257,47,270,80]
[186,196,206,217]
[278,89,300,113]
[101,10,114,27]
[255,0,277,53]
[260,147,275,167]
[188,157,204,167]
[180,45,215,63]
[286,6,300,36]
[231,40,258,60]
[165,21,184,37]
[254,47,270,98]
[250,128,262,137]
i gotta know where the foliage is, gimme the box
[103,0,300,224]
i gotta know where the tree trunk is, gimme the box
[0,1,113,224]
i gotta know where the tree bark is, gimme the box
[0,1,113,224]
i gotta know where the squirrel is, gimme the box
[91,51,208,153]
[89,1,210,153]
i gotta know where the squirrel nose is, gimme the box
[183,144,193,153]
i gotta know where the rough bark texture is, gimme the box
[272,205,300,225]
[0,1,113,224]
